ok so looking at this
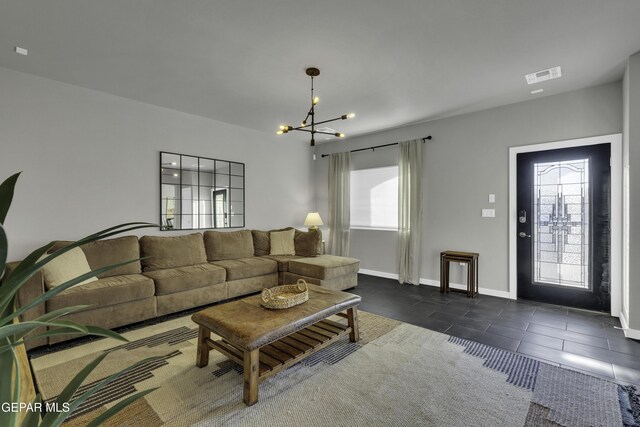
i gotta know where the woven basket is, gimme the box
[260,279,309,310]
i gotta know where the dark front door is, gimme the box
[516,143,611,312]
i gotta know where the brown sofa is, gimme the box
[8,228,359,349]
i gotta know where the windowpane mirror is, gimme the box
[160,152,245,230]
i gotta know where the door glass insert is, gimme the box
[533,158,590,289]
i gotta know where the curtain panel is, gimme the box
[398,139,424,284]
[328,152,351,256]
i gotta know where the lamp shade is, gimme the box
[304,212,324,229]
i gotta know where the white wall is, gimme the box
[0,67,313,261]
[314,82,622,293]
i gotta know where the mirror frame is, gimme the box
[160,151,245,231]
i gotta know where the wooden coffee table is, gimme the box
[191,284,361,405]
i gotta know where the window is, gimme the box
[350,166,398,229]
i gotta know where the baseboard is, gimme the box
[618,311,640,339]
[358,269,399,280]
[358,269,512,299]
[420,279,511,299]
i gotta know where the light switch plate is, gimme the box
[489,194,495,203]
[482,209,495,217]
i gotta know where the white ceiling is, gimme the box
[1,1,640,143]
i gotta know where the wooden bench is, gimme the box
[191,284,361,405]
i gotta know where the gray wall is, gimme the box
[314,82,622,293]
[0,67,313,261]
[624,52,640,329]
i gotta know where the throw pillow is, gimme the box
[294,229,322,257]
[252,227,294,256]
[270,229,296,256]
[40,247,98,290]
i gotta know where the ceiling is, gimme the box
[1,1,640,143]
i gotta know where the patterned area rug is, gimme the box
[30,311,639,426]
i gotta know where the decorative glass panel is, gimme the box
[533,158,589,289]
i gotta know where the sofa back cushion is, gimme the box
[82,236,142,278]
[139,233,207,271]
[294,229,323,257]
[204,230,254,261]
[46,236,142,278]
[252,227,293,256]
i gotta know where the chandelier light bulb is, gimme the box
[338,133,345,138]
[279,125,286,130]
[313,97,319,105]
[276,130,283,135]
[348,113,355,119]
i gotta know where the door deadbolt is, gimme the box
[519,211,527,224]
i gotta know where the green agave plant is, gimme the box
[0,172,160,427]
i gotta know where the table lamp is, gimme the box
[304,212,323,231]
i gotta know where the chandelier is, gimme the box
[277,67,355,146]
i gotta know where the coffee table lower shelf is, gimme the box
[195,309,359,405]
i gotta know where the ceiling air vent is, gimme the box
[525,66,561,84]
[316,127,339,140]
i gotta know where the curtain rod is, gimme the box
[320,136,432,158]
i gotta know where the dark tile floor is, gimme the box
[352,273,640,386]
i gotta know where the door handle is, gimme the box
[518,232,531,238]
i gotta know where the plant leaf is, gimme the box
[0,343,18,427]
[0,225,7,283]
[9,306,90,340]
[0,257,141,324]
[39,352,109,427]
[84,388,158,427]
[0,172,20,225]
[0,220,156,316]
[0,320,87,343]
[28,324,128,342]
[3,241,54,288]
[5,324,128,353]
[42,354,162,426]
[19,395,42,427]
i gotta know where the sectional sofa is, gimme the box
[7,228,360,349]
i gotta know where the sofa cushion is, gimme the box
[139,233,207,272]
[251,227,293,256]
[210,257,277,281]
[143,263,226,296]
[204,230,253,261]
[47,274,154,312]
[288,255,360,280]
[40,247,98,290]
[294,229,322,257]
[270,229,295,255]
[81,235,142,278]
[260,255,303,272]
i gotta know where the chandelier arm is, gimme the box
[314,131,341,136]
[311,116,346,126]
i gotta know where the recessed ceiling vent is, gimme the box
[316,127,338,139]
[525,66,562,84]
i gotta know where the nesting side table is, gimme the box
[440,251,479,298]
